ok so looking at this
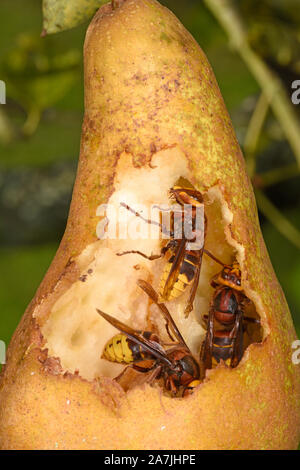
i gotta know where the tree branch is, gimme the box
[255,188,300,249]
[204,0,300,167]
[254,164,299,188]
[244,92,270,178]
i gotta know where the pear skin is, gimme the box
[0,0,299,450]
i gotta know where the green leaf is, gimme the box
[42,0,110,35]
[1,33,81,132]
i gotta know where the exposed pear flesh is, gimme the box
[0,0,299,450]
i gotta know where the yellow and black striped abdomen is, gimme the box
[159,252,199,301]
[102,334,134,363]
[102,331,156,364]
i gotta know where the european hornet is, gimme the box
[98,280,201,396]
[117,177,221,317]
[201,261,260,372]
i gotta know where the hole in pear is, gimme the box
[38,148,263,396]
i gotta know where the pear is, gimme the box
[0,0,299,450]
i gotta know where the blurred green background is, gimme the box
[0,0,299,355]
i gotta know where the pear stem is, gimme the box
[204,0,300,168]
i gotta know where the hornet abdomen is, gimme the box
[159,251,200,301]
[211,329,243,367]
[102,331,159,364]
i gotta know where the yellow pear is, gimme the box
[0,0,299,450]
